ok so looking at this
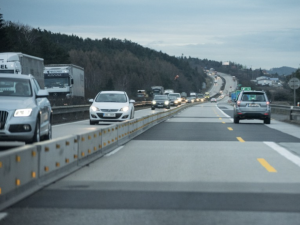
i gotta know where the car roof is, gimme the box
[100,91,126,94]
[0,73,33,80]
[242,90,265,94]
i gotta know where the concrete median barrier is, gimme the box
[36,135,78,182]
[117,121,130,146]
[101,125,119,154]
[77,129,103,165]
[0,145,39,210]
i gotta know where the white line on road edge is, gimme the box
[0,213,7,221]
[264,142,300,168]
[105,146,124,157]
[216,105,233,121]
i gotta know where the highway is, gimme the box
[1,73,300,225]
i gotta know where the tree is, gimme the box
[0,12,10,51]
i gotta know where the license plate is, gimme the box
[248,103,259,107]
[103,113,116,117]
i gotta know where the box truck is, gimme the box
[44,64,84,98]
[0,52,44,88]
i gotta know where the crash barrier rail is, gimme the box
[52,101,152,124]
[270,105,300,123]
[0,102,198,211]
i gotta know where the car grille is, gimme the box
[97,113,123,119]
[101,109,118,112]
[0,111,8,130]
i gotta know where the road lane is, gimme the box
[3,101,300,225]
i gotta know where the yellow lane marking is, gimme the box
[219,118,222,120]
[222,122,226,124]
[257,158,277,172]
[227,127,233,131]
[237,137,245,142]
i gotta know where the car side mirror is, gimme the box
[130,100,135,103]
[88,99,94,103]
[36,89,49,98]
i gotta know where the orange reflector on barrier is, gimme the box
[32,171,36,178]
[16,179,20,186]
[16,156,21,162]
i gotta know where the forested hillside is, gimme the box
[0,14,207,99]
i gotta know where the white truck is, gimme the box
[164,89,174,95]
[44,64,84,98]
[0,52,45,88]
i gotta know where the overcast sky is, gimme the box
[1,0,300,70]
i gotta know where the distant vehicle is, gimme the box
[151,86,164,96]
[204,92,210,99]
[190,92,196,97]
[0,52,45,88]
[137,90,148,98]
[44,64,84,98]
[168,93,182,105]
[89,91,135,124]
[233,90,271,124]
[168,96,179,106]
[186,97,195,103]
[181,92,187,98]
[232,76,236,81]
[211,98,217,103]
[164,89,174,95]
[0,73,52,143]
[197,94,205,102]
[151,95,170,110]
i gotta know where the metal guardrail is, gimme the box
[52,101,152,124]
[270,104,300,123]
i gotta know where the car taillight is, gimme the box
[237,101,241,107]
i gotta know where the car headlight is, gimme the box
[14,108,32,117]
[174,100,178,103]
[90,106,100,112]
[152,100,156,104]
[121,106,129,112]
[164,101,169,105]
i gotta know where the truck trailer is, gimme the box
[151,86,164,96]
[0,52,45,88]
[44,64,84,98]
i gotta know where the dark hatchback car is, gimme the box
[168,96,179,106]
[233,90,271,124]
[151,95,170,110]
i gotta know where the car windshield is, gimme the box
[154,95,168,100]
[169,94,179,97]
[96,93,127,102]
[0,78,32,97]
[241,93,266,101]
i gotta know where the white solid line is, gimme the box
[0,213,7,221]
[105,146,124,157]
[216,105,233,121]
[264,142,300,167]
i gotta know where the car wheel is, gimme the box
[90,120,97,125]
[151,107,155,110]
[234,116,239,124]
[264,118,271,124]
[44,119,52,140]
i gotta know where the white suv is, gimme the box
[0,74,52,143]
[89,91,135,124]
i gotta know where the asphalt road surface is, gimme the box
[2,98,300,225]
